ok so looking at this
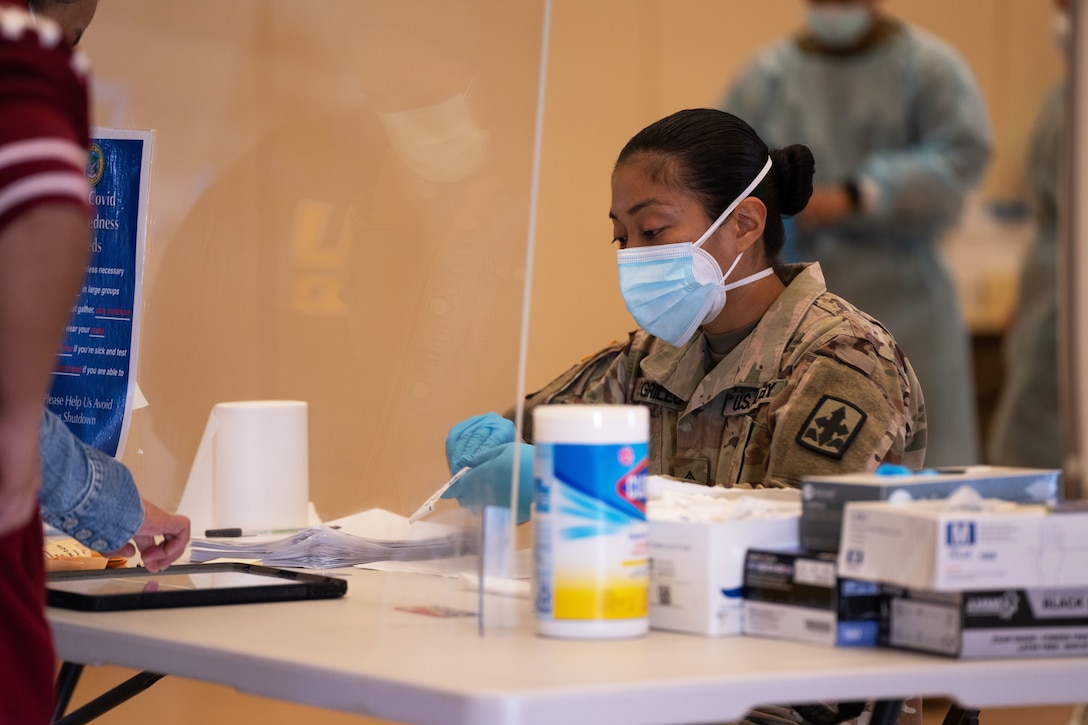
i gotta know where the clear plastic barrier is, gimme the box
[83,0,546,622]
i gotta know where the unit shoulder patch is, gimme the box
[796,395,867,459]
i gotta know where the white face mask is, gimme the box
[616,158,775,347]
[379,91,488,184]
[806,4,874,49]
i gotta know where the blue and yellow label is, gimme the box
[534,441,649,621]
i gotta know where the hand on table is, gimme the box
[108,499,190,572]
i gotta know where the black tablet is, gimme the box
[46,562,347,612]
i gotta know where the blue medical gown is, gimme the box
[722,24,993,467]
[987,85,1065,468]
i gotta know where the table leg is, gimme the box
[52,661,84,722]
[941,704,980,725]
[51,669,166,725]
[869,699,905,725]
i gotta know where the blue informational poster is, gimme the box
[48,129,151,458]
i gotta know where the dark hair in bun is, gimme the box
[615,108,815,266]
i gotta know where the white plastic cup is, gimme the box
[532,404,650,639]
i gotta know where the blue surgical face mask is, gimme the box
[616,158,774,348]
[806,4,874,49]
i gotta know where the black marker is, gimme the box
[203,527,306,538]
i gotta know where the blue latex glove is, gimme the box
[875,463,939,476]
[440,442,535,524]
[874,463,913,476]
[445,412,515,474]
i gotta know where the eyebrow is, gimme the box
[608,198,672,221]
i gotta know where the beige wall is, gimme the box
[528,0,1063,394]
[87,1,544,525]
[70,1,1063,722]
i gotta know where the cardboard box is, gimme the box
[800,466,1061,553]
[647,486,799,636]
[837,500,1088,591]
[881,586,1088,659]
[742,548,880,647]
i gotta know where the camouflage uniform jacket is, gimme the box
[521,263,927,488]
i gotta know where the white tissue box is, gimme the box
[800,466,1061,553]
[647,481,800,636]
[837,500,1088,591]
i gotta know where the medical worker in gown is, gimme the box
[721,0,993,467]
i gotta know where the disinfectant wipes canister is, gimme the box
[532,404,650,639]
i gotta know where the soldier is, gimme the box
[442,108,927,725]
[443,108,926,516]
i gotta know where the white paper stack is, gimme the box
[188,508,476,569]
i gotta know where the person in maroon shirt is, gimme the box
[0,2,98,722]
[1,2,189,720]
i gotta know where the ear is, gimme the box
[732,197,767,254]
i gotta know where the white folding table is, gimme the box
[47,568,1088,724]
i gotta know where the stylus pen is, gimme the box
[408,467,471,523]
[204,527,307,538]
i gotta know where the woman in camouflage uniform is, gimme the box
[444,109,927,725]
[445,108,926,506]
